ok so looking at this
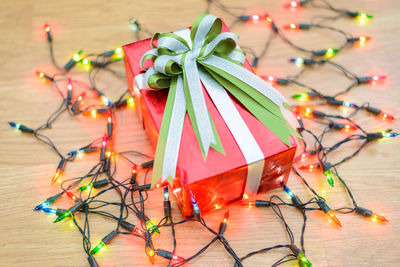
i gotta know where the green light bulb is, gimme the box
[54,210,72,223]
[297,252,312,267]
[90,241,105,255]
[292,93,303,99]
[325,48,338,58]
[358,12,373,19]
[73,50,83,62]
[146,219,160,234]
[323,170,334,187]
[291,93,309,102]
[79,184,92,192]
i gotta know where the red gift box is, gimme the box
[123,21,297,217]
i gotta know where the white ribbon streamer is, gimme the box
[161,76,187,182]
[199,69,265,195]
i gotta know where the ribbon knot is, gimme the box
[139,14,299,191]
[187,48,201,61]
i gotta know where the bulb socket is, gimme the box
[141,160,154,168]
[120,220,136,232]
[164,200,171,219]
[255,200,271,207]
[355,207,373,217]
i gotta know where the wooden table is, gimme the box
[1,0,399,266]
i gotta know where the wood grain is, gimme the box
[0,0,399,266]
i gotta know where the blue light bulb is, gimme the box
[8,122,20,129]
[43,207,57,215]
[34,201,49,211]
[163,186,169,201]
[383,132,398,138]
[283,185,294,198]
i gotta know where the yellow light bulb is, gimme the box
[91,110,97,118]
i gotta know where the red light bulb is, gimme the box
[284,23,298,30]
[66,191,79,202]
[170,255,186,265]
[261,75,275,81]
[44,23,51,33]
[249,13,272,23]
[133,226,144,237]
[67,79,72,92]
[223,211,229,223]
[266,75,275,82]
[294,152,309,162]
[284,1,301,9]
[132,165,137,175]
[343,123,357,132]
[77,92,86,103]
[372,75,386,81]
[252,14,260,22]
[102,135,107,148]
[107,109,113,124]
[369,75,386,85]
[299,163,320,172]
[36,71,44,78]
[379,112,395,121]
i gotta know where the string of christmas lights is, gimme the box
[8,0,398,266]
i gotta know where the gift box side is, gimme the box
[124,53,143,128]
[123,42,164,148]
[171,143,296,217]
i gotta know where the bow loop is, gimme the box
[144,67,171,90]
[156,32,190,55]
[198,32,239,60]
[191,14,222,48]
[153,54,183,76]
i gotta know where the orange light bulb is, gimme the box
[51,169,62,184]
[371,213,389,223]
[359,36,371,45]
[146,247,155,264]
[327,210,342,227]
